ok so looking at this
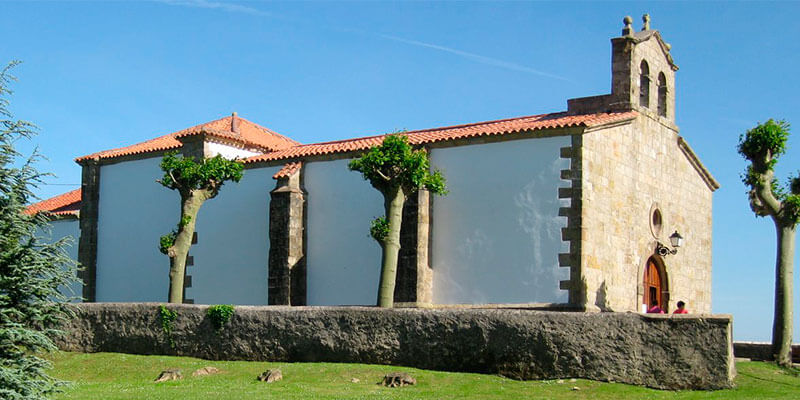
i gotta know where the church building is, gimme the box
[29,16,718,313]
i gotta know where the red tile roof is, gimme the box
[245,111,637,164]
[25,189,81,217]
[75,115,299,162]
[273,162,302,179]
[42,111,635,214]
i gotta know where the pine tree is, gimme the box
[0,61,78,399]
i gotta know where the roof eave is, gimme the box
[678,136,720,192]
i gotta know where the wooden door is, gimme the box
[643,258,662,310]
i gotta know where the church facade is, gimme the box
[30,16,718,313]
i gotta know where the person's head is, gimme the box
[677,301,685,309]
[651,298,659,307]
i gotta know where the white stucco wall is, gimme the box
[207,142,261,160]
[37,218,82,301]
[96,157,178,302]
[186,166,279,305]
[305,158,383,305]
[430,136,571,304]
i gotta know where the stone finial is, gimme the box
[622,16,633,36]
[231,111,240,134]
[642,14,650,31]
[665,43,672,51]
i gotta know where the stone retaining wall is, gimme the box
[56,303,734,390]
[733,341,800,362]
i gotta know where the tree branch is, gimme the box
[168,170,183,190]
[752,159,783,217]
[749,189,771,217]
[375,169,391,182]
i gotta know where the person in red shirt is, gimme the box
[673,300,689,314]
[647,299,664,314]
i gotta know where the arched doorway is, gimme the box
[643,257,668,312]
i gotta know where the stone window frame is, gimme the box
[649,203,664,240]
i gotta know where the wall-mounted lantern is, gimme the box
[656,230,683,256]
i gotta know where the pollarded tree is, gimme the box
[738,119,799,367]
[0,62,78,399]
[349,134,446,308]
[158,152,243,303]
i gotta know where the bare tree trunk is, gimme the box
[377,187,405,308]
[772,220,796,367]
[167,191,208,303]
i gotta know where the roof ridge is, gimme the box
[237,117,301,146]
[180,115,301,145]
[287,112,562,149]
[405,112,561,135]
[76,114,299,162]
[244,110,636,164]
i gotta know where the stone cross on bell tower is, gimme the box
[609,14,679,123]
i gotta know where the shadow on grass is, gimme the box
[738,366,800,388]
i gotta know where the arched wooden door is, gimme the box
[643,257,663,311]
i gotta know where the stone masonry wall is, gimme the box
[56,303,734,390]
[580,116,715,313]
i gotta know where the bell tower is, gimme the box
[609,14,679,122]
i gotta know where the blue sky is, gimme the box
[2,1,799,342]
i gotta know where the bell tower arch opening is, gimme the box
[657,72,668,117]
[639,60,650,108]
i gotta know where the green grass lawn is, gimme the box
[48,352,800,399]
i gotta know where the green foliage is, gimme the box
[738,119,790,169]
[0,61,78,399]
[369,217,390,242]
[158,305,178,348]
[739,120,800,224]
[157,216,193,254]
[206,305,234,331]
[790,174,800,195]
[158,231,177,255]
[158,152,243,194]
[783,195,800,222]
[348,134,447,195]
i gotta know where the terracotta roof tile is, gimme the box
[244,111,636,164]
[75,115,299,162]
[273,162,302,179]
[25,189,81,217]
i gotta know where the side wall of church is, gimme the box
[580,117,713,313]
[95,156,279,304]
[37,218,83,301]
[304,158,384,305]
[186,166,280,305]
[299,135,575,306]
[429,137,572,304]
[95,157,177,302]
